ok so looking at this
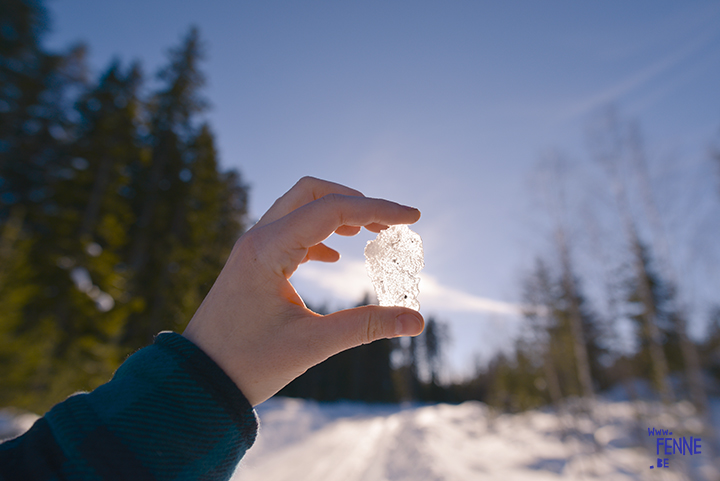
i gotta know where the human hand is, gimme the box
[182,177,424,406]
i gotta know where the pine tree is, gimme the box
[0,10,249,411]
[520,257,606,403]
[522,259,564,408]
[0,0,99,412]
[122,28,248,348]
[701,307,720,382]
[556,228,595,399]
[414,317,450,401]
[624,242,684,394]
[0,0,85,225]
[488,342,546,412]
[279,295,399,402]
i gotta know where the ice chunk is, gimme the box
[364,224,424,310]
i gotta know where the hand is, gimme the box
[182,177,424,406]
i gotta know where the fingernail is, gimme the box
[396,313,423,336]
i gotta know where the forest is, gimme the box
[1,1,248,412]
[2,0,720,420]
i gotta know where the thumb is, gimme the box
[318,306,425,354]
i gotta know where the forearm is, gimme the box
[0,332,258,481]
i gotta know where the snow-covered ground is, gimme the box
[234,397,720,481]
[3,397,719,480]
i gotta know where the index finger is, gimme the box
[269,193,420,270]
[255,177,365,228]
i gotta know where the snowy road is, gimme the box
[234,397,719,481]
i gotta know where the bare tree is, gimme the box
[587,109,673,404]
[534,155,595,399]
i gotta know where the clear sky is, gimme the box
[44,0,720,377]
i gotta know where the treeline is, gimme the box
[283,116,720,410]
[463,113,720,414]
[279,295,453,403]
[0,1,248,412]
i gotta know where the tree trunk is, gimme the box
[630,233,673,404]
[78,155,113,240]
[129,150,167,273]
[557,228,595,399]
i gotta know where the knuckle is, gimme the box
[233,229,264,262]
[316,193,348,224]
[363,313,386,345]
[319,192,342,203]
[296,176,319,190]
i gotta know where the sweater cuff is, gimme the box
[152,331,258,442]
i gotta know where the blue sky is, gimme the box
[44,0,720,377]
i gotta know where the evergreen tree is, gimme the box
[522,259,564,408]
[520,257,606,403]
[623,242,685,392]
[123,28,248,348]
[413,317,450,401]
[700,307,720,383]
[487,343,546,412]
[0,0,85,225]
[13,60,149,410]
[0,7,249,411]
[279,296,399,402]
[557,229,595,399]
[0,0,96,412]
[391,335,421,401]
[421,318,444,385]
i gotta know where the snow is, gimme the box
[3,396,719,479]
[0,408,39,443]
[234,397,720,481]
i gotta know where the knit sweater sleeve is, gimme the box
[0,332,258,481]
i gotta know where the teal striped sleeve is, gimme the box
[0,332,258,481]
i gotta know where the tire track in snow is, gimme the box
[236,407,403,480]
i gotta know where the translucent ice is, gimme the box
[364,224,424,310]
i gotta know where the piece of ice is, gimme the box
[364,224,424,310]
